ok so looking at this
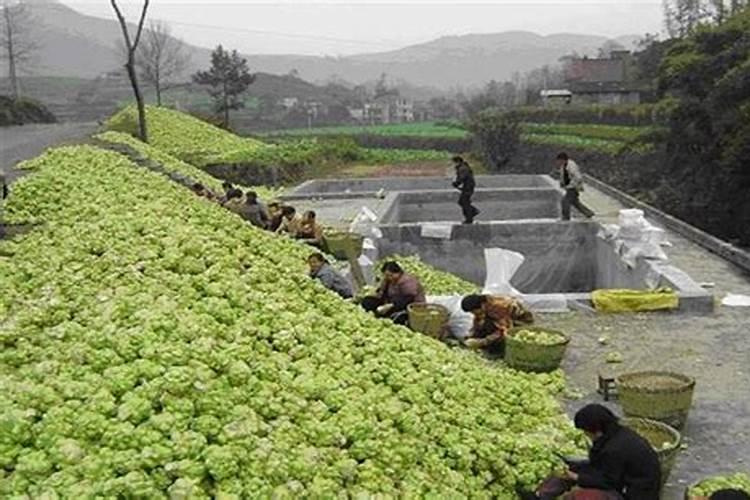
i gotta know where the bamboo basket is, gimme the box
[323,231,364,260]
[617,371,695,428]
[408,303,450,339]
[621,417,681,486]
[505,327,570,373]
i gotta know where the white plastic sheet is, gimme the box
[482,248,524,296]
[425,295,474,339]
[722,294,750,307]
[420,223,453,240]
[349,206,383,239]
[599,210,670,268]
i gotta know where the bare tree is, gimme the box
[110,0,150,142]
[1,0,39,100]
[136,21,190,106]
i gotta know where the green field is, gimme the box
[265,121,654,154]
[264,121,469,139]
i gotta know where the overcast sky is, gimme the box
[59,1,665,56]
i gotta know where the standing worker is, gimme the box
[556,152,595,221]
[307,253,353,299]
[460,294,534,356]
[361,261,426,325]
[452,156,480,224]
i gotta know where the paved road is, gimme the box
[1,122,99,182]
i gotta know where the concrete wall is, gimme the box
[377,221,601,293]
[291,175,556,195]
[379,188,562,224]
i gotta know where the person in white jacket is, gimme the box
[556,152,595,221]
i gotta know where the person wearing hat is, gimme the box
[452,155,479,224]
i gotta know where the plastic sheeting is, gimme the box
[420,223,454,240]
[599,210,670,268]
[349,206,382,240]
[482,248,569,312]
[425,295,474,339]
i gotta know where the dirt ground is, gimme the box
[546,188,750,499]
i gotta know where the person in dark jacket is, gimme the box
[307,253,353,299]
[518,404,661,500]
[452,156,479,224]
[237,191,270,229]
[361,261,426,325]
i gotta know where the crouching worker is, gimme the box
[460,294,533,356]
[361,261,425,326]
[307,253,353,299]
[517,404,661,500]
[296,210,324,248]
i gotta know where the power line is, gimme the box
[165,19,407,49]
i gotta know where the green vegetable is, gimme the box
[376,255,477,295]
[512,329,565,346]
[0,116,585,496]
[690,473,750,496]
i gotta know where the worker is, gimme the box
[460,294,533,356]
[307,253,353,299]
[361,261,425,325]
[267,202,284,232]
[276,206,304,236]
[191,182,215,201]
[452,155,480,224]
[237,191,270,229]
[217,181,234,205]
[223,188,245,214]
[296,210,324,248]
[517,404,661,500]
[556,152,595,221]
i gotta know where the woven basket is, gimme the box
[408,303,450,339]
[683,477,750,499]
[621,417,681,486]
[505,327,570,373]
[323,231,364,260]
[617,371,695,428]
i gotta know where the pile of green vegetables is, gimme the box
[0,120,585,497]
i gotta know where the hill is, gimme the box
[12,0,643,90]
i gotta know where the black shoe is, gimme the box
[462,219,474,225]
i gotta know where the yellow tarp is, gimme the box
[592,288,679,313]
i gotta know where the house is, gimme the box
[540,89,573,107]
[362,96,414,124]
[567,81,643,105]
[279,97,299,110]
[563,51,643,105]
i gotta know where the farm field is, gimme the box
[263,121,655,154]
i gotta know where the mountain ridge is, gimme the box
[8,0,645,91]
